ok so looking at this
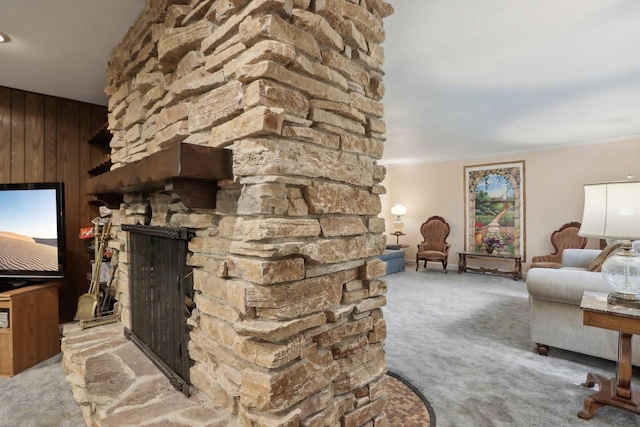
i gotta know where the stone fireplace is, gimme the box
[66,0,395,425]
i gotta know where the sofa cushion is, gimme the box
[526,268,610,306]
[530,261,561,269]
[418,250,446,258]
[587,242,622,272]
[561,249,602,269]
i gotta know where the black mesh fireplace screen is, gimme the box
[122,224,194,396]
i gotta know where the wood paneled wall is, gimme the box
[0,86,107,322]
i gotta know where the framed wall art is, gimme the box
[464,161,525,260]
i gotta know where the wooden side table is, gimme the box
[390,231,406,246]
[578,291,640,419]
[457,251,522,281]
[0,282,60,377]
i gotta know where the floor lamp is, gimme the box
[391,204,407,245]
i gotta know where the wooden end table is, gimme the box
[457,251,522,281]
[578,291,640,419]
[0,282,60,377]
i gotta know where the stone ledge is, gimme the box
[87,143,233,209]
[61,322,236,427]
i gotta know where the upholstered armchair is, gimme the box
[416,216,451,273]
[530,222,588,269]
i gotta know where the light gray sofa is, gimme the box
[526,248,640,365]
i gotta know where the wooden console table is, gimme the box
[0,283,60,377]
[578,291,640,419]
[457,252,522,281]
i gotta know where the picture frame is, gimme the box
[464,161,526,261]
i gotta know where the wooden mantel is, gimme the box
[87,143,234,209]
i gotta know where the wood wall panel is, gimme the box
[0,88,10,181]
[78,108,92,305]
[10,91,25,182]
[25,93,45,182]
[58,99,81,315]
[0,86,107,321]
[44,97,57,181]
[89,104,106,167]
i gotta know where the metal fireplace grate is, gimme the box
[122,224,194,396]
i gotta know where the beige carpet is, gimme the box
[0,353,83,427]
[384,268,640,427]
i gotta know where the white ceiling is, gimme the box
[0,0,145,105]
[1,0,639,166]
[383,0,640,165]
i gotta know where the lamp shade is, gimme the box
[391,204,407,217]
[579,181,640,240]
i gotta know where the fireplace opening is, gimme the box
[122,224,195,396]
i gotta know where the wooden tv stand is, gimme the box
[0,282,60,377]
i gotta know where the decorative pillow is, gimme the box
[587,242,622,272]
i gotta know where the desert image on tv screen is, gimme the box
[0,189,59,272]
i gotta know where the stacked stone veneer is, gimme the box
[103,0,394,425]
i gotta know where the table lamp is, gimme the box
[579,179,640,306]
[391,204,407,232]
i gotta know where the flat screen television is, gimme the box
[0,182,66,285]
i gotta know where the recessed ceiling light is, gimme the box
[0,32,10,43]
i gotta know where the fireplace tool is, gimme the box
[98,251,118,315]
[74,219,111,321]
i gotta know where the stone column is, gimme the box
[105,0,394,425]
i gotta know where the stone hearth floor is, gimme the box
[386,374,433,427]
[62,322,432,426]
[61,322,234,427]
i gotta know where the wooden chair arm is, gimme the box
[531,254,560,263]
